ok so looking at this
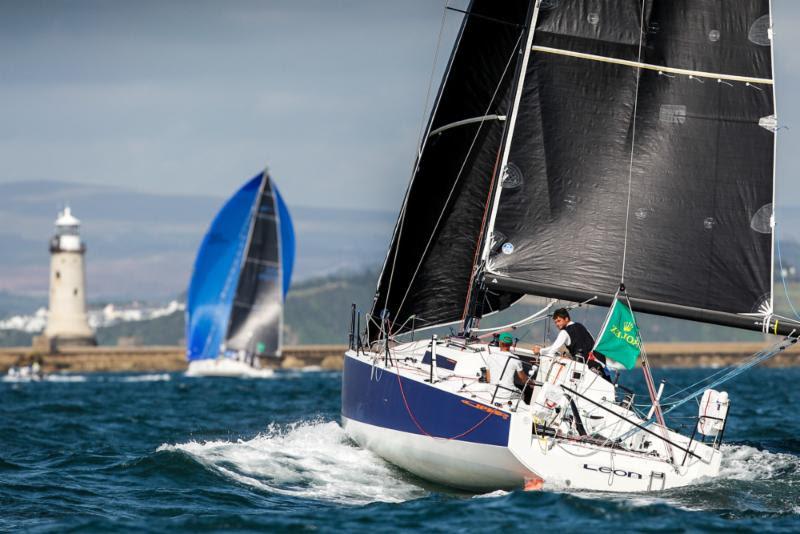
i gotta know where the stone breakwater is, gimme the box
[0,345,347,373]
[1,342,798,373]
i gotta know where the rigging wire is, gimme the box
[382,0,453,325]
[660,335,797,404]
[619,0,648,283]
[662,335,797,416]
[617,334,797,442]
[390,28,527,330]
[776,229,800,320]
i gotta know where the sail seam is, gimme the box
[531,45,774,85]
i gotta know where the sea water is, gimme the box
[2,368,800,532]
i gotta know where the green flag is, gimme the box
[593,299,641,369]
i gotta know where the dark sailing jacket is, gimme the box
[564,322,595,358]
[565,322,608,374]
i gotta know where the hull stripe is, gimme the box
[393,358,495,439]
[342,354,510,446]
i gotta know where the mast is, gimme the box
[768,0,778,318]
[462,0,542,333]
[479,1,541,268]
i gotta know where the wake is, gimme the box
[158,419,426,505]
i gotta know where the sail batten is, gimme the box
[530,45,774,85]
[428,114,507,138]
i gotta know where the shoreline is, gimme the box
[0,345,346,374]
[1,342,799,373]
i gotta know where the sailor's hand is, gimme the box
[532,345,541,355]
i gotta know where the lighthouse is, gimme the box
[43,206,96,347]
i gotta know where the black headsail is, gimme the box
[225,173,284,357]
[483,0,798,335]
[369,1,533,339]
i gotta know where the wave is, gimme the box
[718,443,800,481]
[157,419,426,505]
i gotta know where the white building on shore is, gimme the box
[43,206,96,348]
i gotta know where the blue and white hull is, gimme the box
[341,341,723,493]
[342,352,533,490]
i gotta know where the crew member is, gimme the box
[533,308,609,377]
[485,332,529,401]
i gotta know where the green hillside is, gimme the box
[283,269,377,345]
[2,268,800,348]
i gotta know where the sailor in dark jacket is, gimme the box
[533,308,609,377]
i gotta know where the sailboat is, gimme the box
[185,169,294,378]
[341,1,799,492]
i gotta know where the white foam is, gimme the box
[3,374,88,383]
[44,374,87,382]
[473,489,510,499]
[718,443,800,481]
[158,419,426,505]
[120,373,171,382]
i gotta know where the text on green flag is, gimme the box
[593,299,641,369]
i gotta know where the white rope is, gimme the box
[619,0,647,283]
[391,28,527,329]
[471,299,557,333]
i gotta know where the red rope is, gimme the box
[393,359,495,440]
[460,146,505,325]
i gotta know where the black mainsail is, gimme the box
[372,0,798,338]
[482,0,796,335]
[369,1,531,338]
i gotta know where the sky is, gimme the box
[1,0,799,217]
[0,0,464,212]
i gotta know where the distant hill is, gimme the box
[0,180,395,299]
[4,269,799,349]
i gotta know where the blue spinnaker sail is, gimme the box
[275,184,294,299]
[186,175,260,360]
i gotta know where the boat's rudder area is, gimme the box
[507,354,724,491]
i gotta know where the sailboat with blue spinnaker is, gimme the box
[185,169,294,378]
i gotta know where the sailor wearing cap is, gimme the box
[484,332,528,401]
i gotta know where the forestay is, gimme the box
[369,1,532,339]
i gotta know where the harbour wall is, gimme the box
[1,342,799,373]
